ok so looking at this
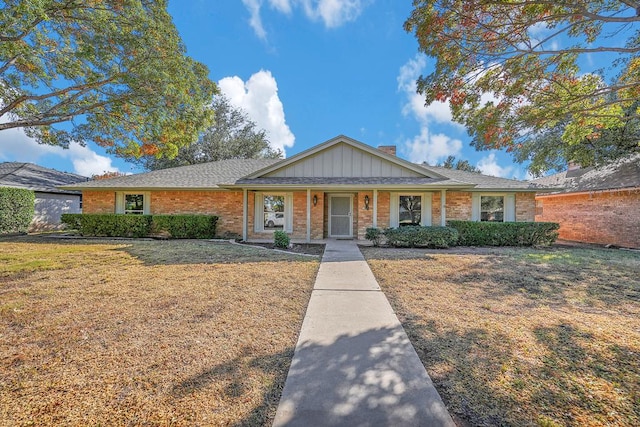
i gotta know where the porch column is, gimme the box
[242,189,248,241]
[306,188,311,243]
[372,189,378,228]
[440,189,446,226]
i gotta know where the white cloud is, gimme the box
[397,54,461,127]
[242,0,368,38]
[477,152,517,178]
[0,126,121,176]
[219,70,295,155]
[402,127,462,165]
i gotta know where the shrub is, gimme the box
[151,215,218,239]
[0,187,35,234]
[383,226,459,248]
[447,221,559,246]
[60,214,218,239]
[365,227,384,247]
[273,230,290,249]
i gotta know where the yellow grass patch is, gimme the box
[363,246,640,427]
[1,238,319,426]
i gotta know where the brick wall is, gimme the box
[445,191,472,220]
[376,192,391,229]
[536,188,640,248]
[516,192,536,222]
[83,190,115,214]
[356,191,373,239]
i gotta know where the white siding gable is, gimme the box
[265,142,424,178]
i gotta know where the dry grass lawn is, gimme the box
[362,245,640,427]
[0,236,320,426]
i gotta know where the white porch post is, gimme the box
[373,189,378,228]
[440,189,446,226]
[306,188,311,243]
[242,189,248,241]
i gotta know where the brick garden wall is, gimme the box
[536,188,640,248]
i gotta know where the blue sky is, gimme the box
[0,0,544,178]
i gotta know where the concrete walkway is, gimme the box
[273,240,454,427]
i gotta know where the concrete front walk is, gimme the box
[273,240,454,427]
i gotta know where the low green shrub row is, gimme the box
[273,230,290,248]
[367,226,459,248]
[0,187,35,234]
[447,220,559,246]
[366,221,560,248]
[61,213,218,239]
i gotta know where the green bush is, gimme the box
[447,220,559,246]
[273,230,290,249]
[0,187,35,234]
[60,214,218,239]
[152,215,218,239]
[383,226,459,248]
[365,227,384,247]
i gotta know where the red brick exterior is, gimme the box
[82,189,538,240]
[536,188,640,248]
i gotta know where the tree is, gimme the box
[134,95,282,170]
[0,0,217,159]
[437,155,481,173]
[405,1,640,169]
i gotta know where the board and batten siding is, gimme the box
[265,142,423,178]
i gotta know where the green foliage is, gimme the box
[60,214,218,239]
[134,95,282,170]
[383,226,459,248]
[273,230,290,249]
[0,0,217,158]
[405,1,640,172]
[365,227,384,247]
[0,187,34,234]
[435,155,481,173]
[151,215,218,239]
[447,221,559,247]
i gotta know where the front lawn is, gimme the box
[362,245,640,427]
[0,236,320,426]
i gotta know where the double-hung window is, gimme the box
[390,193,432,227]
[255,192,293,233]
[472,193,515,222]
[480,196,504,222]
[124,194,145,215]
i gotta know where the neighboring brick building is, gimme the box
[532,155,640,248]
[62,135,541,241]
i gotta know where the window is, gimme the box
[255,193,292,232]
[124,194,145,215]
[399,195,422,226]
[480,196,504,222]
[263,195,285,230]
[390,193,431,227]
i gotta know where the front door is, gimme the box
[329,195,352,238]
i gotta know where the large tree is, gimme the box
[0,0,217,159]
[405,1,640,170]
[436,155,481,173]
[134,95,282,170]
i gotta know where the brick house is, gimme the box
[532,155,640,248]
[61,135,541,241]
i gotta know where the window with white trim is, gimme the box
[480,195,504,222]
[390,193,432,227]
[255,192,293,233]
[124,194,145,215]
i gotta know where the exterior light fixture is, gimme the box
[313,194,318,206]
[364,195,370,210]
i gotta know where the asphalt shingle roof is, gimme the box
[531,154,640,193]
[61,157,542,191]
[0,162,87,194]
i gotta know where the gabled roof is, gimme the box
[0,162,86,194]
[531,154,640,194]
[60,135,542,192]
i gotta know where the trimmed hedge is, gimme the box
[0,187,35,234]
[61,214,218,239]
[382,226,459,248]
[365,227,384,247]
[447,220,559,246]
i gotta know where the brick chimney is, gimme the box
[378,145,396,156]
